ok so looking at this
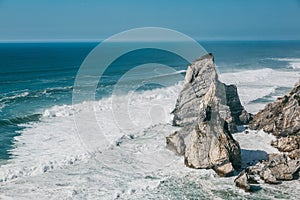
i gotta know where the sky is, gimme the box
[0,0,300,41]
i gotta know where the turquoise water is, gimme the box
[0,40,300,162]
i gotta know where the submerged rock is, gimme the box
[167,53,250,176]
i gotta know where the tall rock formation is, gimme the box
[167,53,251,176]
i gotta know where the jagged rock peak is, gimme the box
[167,53,251,176]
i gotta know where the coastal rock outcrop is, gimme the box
[238,153,300,188]
[167,53,251,176]
[249,79,300,141]
[249,79,300,165]
[260,154,300,182]
[237,79,300,190]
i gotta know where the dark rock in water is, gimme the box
[167,54,250,176]
[249,79,300,138]
[234,171,251,192]
[239,110,253,125]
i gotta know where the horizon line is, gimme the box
[1,38,300,43]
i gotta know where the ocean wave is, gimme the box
[0,91,30,112]
[1,68,300,198]
[267,57,300,62]
[0,83,183,182]
[152,69,186,78]
[0,86,73,110]
[1,67,298,182]
[266,57,300,69]
[0,91,30,103]
[39,86,73,96]
[0,114,42,127]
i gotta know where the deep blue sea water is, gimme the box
[0,40,300,161]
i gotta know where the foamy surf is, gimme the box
[0,68,300,199]
[267,57,300,69]
[0,82,183,182]
[219,68,300,113]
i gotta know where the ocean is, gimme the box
[0,41,300,199]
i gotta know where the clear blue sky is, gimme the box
[1,0,300,41]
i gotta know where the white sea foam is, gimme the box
[268,57,300,69]
[0,91,30,112]
[0,91,30,102]
[233,130,279,168]
[1,68,300,199]
[0,82,183,183]
[219,68,300,113]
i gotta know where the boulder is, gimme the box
[259,154,300,183]
[234,171,251,192]
[260,167,280,184]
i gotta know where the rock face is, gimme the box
[249,79,300,139]
[241,153,300,186]
[167,53,251,176]
[261,154,300,182]
[271,136,300,153]
[234,79,300,191]
[234,171,251,192]
[249,79,300,177]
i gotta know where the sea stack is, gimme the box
[167,53,251,176]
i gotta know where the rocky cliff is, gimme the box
[167,53,251,176]
[249,79,300,156]
[235,79,300,191]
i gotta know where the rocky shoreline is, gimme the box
[167,53,300,192]
[235,78,300,191]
